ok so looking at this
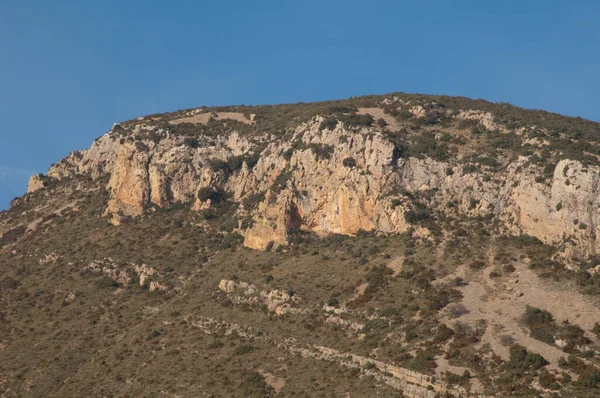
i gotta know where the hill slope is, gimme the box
[3,93,600,397]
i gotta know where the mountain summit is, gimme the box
[3,93,600,397]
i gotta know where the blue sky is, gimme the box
[1,1,599,209]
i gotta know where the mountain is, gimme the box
[3,93,600,397]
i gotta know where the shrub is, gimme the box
[592,322,600,337]
[462,165,478,174]
[579,372,600,388]
[447,373,461,384]
[265,241,274,252]
[489,270,501,278]
[199,209,217,220]
[226,156,244,171]
[233,345,255,356]
[197,187,225,203]
[340,114,374,128]
[363,361,376,370]
[469,198,479,210]
[343,157,357,168]
[508,344,548,370]
[209,158,229,173]
[408,132,449,161]
[410,350,437,372]
[503,264,516,273]
[500,334,515,346]
[522,306,556,345]
[326,105,357,115]
[522,306,553,326]
[514,234,543,246]
[447,303,469,318]
[183,137,199,148]
[543,163,557,176]
[319,117,338,131]
[434,324,455,342]
[243,153,260,169]
[404,210,430,224]
[535,176,545,183]
[524,352,549,370]
[396,108,414,120]
[469,260,486,270]
[309,143,334,160]
[445,167,454,176]
[556,202,562,211]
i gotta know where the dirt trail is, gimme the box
[445,258,600,368]
[169,111,253,125]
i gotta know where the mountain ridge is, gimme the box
[21,92,600,259]
[4,92,600,397]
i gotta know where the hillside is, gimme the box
[3,92,600,397]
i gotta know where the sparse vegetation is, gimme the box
[7,92,600,397]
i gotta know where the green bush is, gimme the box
[408,132,450,161]
[183,137,199,148]
[342,157,356,167]
[227,153,260,171]
[233,345,255,356]
[327,297,339,307]
[522,306,553,326]
[592,322,600,337]
[226,156,244,171]
[580,372,600,388]
[543,163,557,176]
[319,117,338,131]
[309,143,334,160]
[508,344,548,370]
[326,106,357,115]
[363,361,376,370]
[462,165,478,174]
[209,158,229,173]
[404,210,430,224]
[197,187,225,203]
[340,114,374,128]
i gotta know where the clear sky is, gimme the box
[1,1,599,209]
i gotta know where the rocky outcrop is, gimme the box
[27,109,600,258]
[218,279,302,315]
[85,258,168,291]
[27,174,47,193]
[106,142,151,216]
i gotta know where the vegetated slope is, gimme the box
[3,92,600,397]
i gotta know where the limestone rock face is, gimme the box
[106,142,151,216]
[27,115,600,258]
[27,174,47,193]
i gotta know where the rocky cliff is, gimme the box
[27,98,600,260]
